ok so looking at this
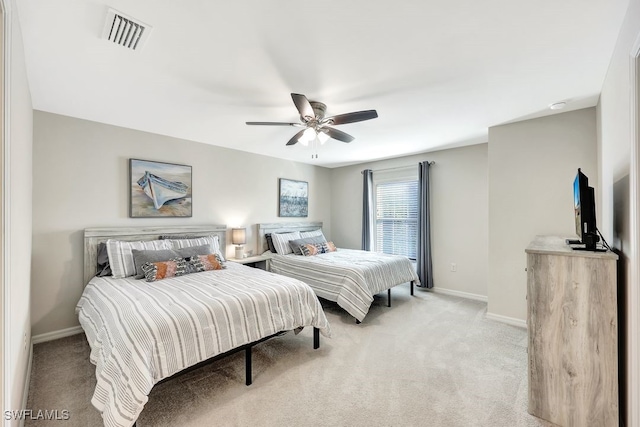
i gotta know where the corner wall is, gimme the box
[330,143,489,299]
[4,0,33,423]
[487,108,598,323]
[597,0,640,424]
[31,111,332,337]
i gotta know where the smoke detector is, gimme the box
[549,101,567,110]
[102,8,152,51]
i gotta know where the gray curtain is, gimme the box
[417,161,433,288]
[361,169,374,251]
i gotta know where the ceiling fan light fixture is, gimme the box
[318,131,330,144]
[246,93,378,147]
[298,128,315,145]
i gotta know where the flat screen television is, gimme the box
[572,168,600,251]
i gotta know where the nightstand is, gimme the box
[227,253,272,270]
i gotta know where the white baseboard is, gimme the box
[31,326,83,345]
[432,287,488,302]
[486,312,527,329]
[19,342,33,427]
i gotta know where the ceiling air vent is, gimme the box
[102,8,152,51]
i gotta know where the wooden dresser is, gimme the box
[525,236,618,426]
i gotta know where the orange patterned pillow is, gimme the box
[300,243,321,256]
[189,254,224,272]
[141,258,187,282]
[325,241,337,252]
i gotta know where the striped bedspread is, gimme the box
[269,249,420,321]
[76,262,331,427]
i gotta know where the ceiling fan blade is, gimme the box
[323,110,378,125]
[286,129,307,146]
[321,127,355,143]
[291,93,315,121]
[246,121,302,126]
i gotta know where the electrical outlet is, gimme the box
[450,263,457,272]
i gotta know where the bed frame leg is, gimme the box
[411,280,415,296]
[355,318,361,324]
[245,346,252,386]
[387,288,391,307]
[313,327,320,349]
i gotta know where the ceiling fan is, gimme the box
[246,93,378,146]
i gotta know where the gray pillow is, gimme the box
[96,242,112,277]
[132,249,180,279]
[132,245,216,279]
[289,236,328,255]
[265,233,276,253]
[175,244,214,258]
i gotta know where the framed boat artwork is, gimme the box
[129,159,192,218]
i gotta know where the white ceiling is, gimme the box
[16,0,629,168]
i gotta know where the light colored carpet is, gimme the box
[26,285,553,427]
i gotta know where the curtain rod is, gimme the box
[361,161,434,174]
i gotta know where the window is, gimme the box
[375,179,418,259]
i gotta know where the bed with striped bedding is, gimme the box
[269,249,420,321]
[76,262,331,427]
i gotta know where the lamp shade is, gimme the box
[231,228,246,245]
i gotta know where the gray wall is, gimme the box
[31,111,332,336]
[6,0,34,421]
[330,143,489,299]
[597,0,640,424]
[488,108,598,323]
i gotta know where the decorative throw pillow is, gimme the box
[288,236,327,255]
[132,249,180,279]
[300,243,326,256]
[106,239,173,279]
[187,254,225,272]
[324,241,337,252]
[141,257,188,282]
[271,231,302,255]
[132,245,217,278]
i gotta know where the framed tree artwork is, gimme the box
[278,178,308,217]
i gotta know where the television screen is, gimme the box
[572,168,599,251]
[573,172,582,238]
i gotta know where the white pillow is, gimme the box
[300,229,325,240]
[165,235,225,261]
[106,239,172,279]
[271,231,302,255]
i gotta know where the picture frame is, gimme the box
[279,178,308,217]
[129,159,192,218]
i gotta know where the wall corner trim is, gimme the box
[432,287,488,303]
[31,326,83,345]
[485,312,527,329]
[18,342,32,427]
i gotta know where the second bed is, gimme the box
[258,222,420,322]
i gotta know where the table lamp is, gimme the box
[232,228,246,259]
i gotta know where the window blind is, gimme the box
[375,180,418,259]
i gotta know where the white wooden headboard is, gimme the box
[257,222,323,253]
[84,225,227,285]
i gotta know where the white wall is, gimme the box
[488,108,597,323]
[330,143,489,299]
[4,0,33,423]
[597,0,640,424]
[31,111,332,336]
